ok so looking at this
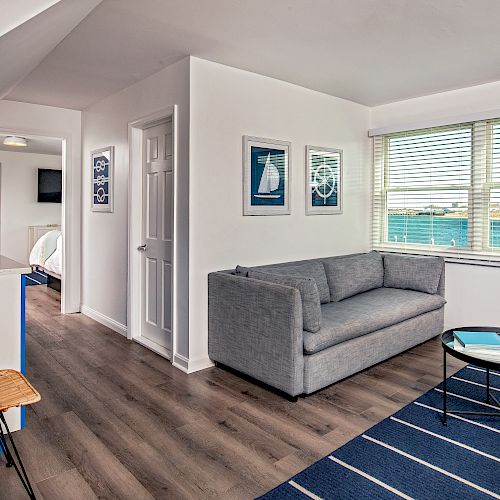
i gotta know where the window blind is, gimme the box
[372,119,500,262]
[489,121,500,250]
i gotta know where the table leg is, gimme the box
[443,348,447,425]
[486,368,490,404]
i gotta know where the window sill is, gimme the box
[373,244,500,268]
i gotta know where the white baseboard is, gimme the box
[187,356,214,373]
[172,353,189,373]
[81,305,127,337]
[172,354,214,374]
[78,308,212,374]
[134,335,171,360]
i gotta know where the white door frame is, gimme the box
[0,127,80,314]
[127,106,177,360]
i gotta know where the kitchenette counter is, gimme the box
[0,256,30,431]
[0,255,31,276]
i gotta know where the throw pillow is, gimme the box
[247,269,322,333]
[322,251,384,302]
[383,254,444,294]
[236,261,330,304]
[261,261,330,304]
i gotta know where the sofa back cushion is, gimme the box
[237,261,330,304]
[247,270,321,333]
[322,251,384,302]
[383,253,444,294]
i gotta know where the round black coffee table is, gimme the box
[441,326,500,424]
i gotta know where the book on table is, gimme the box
[453,331,500,362]
[453,331,500,349]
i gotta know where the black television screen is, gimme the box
[38,169,62,203]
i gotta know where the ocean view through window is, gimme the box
[373,119,500,259]
[387,215,469,247]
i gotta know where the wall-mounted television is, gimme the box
[38,169,62,203]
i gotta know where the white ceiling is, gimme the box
[0,134,62,155]
[0,0,60,37]
[0,0,102,100]
[3,0,500,109]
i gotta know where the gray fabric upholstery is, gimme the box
[208,251,446,397]
[237,261,330,304]
[437,263,445,297]
[303,287,446,354]
[208,272,304,396]
[383,254,444,294]
[322,250,384,302]
[303,308,444,394]
[247,270,321,333]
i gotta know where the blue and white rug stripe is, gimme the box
[24,270,49,286]
[260,365,500,499]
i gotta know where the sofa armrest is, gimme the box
[208,272,304,396]
[436,260,445,298]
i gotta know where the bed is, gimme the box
[29,229,62,279]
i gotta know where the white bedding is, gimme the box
[29,230,62,276]
[44,234,62,276]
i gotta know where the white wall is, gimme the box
[189,58,371,366]
[370,81,500,330]
[370,80,500,131]
[0,100,81,312]
[0,150,62,263]
[81,56,371,371]
[81,57,190,357]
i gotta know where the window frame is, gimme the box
[487,120,500,249]
[372,119,500,262]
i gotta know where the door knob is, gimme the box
[137,244,147,252]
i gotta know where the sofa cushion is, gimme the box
[322,251,384,302]
[383,254,444,295]
[237,261,330,304]
[303,287,446,354]
[247,270,321,333]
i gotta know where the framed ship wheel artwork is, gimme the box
[306,145,343,215]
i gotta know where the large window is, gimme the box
[372,119,500,260]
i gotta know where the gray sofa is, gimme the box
[208,251,445,399]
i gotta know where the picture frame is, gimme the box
[305,145,343,215]
[91,146,114,213]
[243,135,291,215]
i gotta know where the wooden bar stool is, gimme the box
[0,370,41,500]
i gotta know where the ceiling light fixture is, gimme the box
[3,136,28,147]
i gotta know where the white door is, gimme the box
[140,121,173,354]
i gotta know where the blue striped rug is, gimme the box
[260,365,500,499]
[25,270,49,286]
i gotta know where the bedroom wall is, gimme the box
[0,150,62,263]
[0,99,81,312]
[81,56,190,358]
[189,58,371,368]
[370,80,500,330]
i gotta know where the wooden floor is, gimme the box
[0,286,465,499]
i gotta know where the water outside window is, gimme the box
[385,127,472,248]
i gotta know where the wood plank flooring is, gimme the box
[0,286,465,499]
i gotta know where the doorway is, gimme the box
[0,130,78,314]
[128,108,176,360]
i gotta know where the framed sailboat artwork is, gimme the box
[243,136,291,215]
[305,145,342,215]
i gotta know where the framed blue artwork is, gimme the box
[91,146,114,212]
[243,136,291,215]
[306,145,343,215]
